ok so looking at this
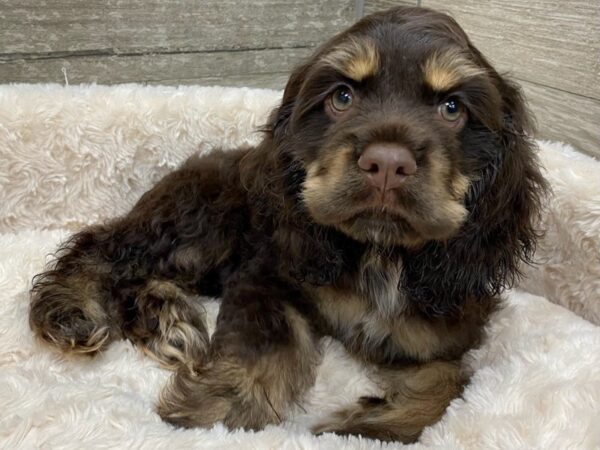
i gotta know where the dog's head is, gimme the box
[264,7,546,311]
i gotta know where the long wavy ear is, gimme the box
[242,56,314,197]
[402,74,548,317]
[267,61,313,144]
[250,59,354,286]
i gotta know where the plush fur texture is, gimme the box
[25,8,550,442]
[1,87,597,324]
[519,141,600,324]
[1,233,599,449]
[0,39,599,450]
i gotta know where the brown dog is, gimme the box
[29,6,546,443]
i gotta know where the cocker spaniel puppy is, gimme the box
[30,6,546,443]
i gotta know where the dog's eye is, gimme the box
[439,99,463,122]
[330,86,354,112]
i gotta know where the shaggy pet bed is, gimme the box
[0,84,599,449]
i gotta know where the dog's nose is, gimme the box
[358,143,417,191]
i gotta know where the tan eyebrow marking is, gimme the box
[322,37,380,82]
[423,49,486,91]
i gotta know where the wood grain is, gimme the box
[0,0,353,88]
[0,0,354,56]
[1,0,597,156]
[0,47,312,88]
[422,0,600,101]
[364,1,417,16]
[520,79,599,158]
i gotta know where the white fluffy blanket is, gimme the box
[1,85,599,449]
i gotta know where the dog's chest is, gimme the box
[311,250,464,363]
[357,250,406,318]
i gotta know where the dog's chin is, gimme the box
[304,186,469,248]
[319,208,466,248]
[333,211,423,247]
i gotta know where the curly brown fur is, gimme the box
[314,361,466,442]
[30,6,546,443]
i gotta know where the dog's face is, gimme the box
[273,8,512,248]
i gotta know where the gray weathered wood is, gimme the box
[1,0,597,157]
[521,79,599,158]
[422,0,600,101]
[364,1,417,16]
[0,0,354,88]
[0,47,312,88]
[0,0,354,57]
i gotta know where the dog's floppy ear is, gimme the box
[259,59,352,286]
[402,73,547,317]
[245,58,314,195]
[268,61,313,144]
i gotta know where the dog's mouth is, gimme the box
[303,172,469,247]
[335,208,422,246]
[324,188,468,246]
[371,189,403,209]
[344,211,466,249]
[352,211,412,231]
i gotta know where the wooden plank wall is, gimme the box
[1,0,598,157]
[0,1,355,88]
[365,0,600,157]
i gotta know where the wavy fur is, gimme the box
[29,6,546,443]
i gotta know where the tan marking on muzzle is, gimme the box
[423,151,469,232]
[303,146,354,209]
[451,173,470,200]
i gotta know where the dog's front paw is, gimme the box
[157,362,233,429]
[125,280,209,371]
[30,290,114,354]
[157,359,282,430]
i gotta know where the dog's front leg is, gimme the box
[157,265,320,430]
